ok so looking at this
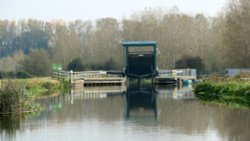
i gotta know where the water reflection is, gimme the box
[1,85,250,141]
[125,85,158,120]
[0,113,40,141]
[0,115,21,140]
[156,84,193,99]
[39,86,126,122]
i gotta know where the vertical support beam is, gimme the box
[125,46,128,74]
[123,46,128,74]
[153,44,157,70]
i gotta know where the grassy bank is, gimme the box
[194,79,250,108]
[0,78,63,115]
[21,78,63,98]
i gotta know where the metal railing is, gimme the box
[52,70,123,81]
[158,69,197,79]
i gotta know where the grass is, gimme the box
[23,78,61,98]
[194,78,250,109]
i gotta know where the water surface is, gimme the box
[1,85,250,141]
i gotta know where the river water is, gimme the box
[1,85,250,141]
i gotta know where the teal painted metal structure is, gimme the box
[121,41,158,78]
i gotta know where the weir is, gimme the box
[121,41,158,86]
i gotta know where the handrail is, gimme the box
[52,70,124,81]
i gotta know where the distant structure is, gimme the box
[226,68,250,77]
[121,41,158,79]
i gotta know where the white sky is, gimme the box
[0,0,227,21]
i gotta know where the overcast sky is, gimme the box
[1,0,227,21]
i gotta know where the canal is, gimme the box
[1,85,250,141]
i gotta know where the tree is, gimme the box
[103,58,116,70]
[67,57,84,71]
[224,0,250,67]
[175,55,205,74]
[13,29,49,54]
[21,49,51,76]
[89,18,122,68]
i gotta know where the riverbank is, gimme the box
[0,78,63,115]
[194,78,250,109]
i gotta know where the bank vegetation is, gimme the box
[194,76,250,108]
[0,78,62,115]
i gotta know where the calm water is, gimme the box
[1,85,250,141]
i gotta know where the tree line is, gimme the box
[0,0,249,77]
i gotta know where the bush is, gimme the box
[16,71,32,78]
[42,81,59,95]
[0,71,15,79]
[194,80,250,108]
[0,71,32,79]
[0,80,41,114]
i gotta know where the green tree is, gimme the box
[67,57,84,71]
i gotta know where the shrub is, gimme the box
[194,80,250,108]
[0,80,41,114]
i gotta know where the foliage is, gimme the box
[0,71,14,79]
[0,80,41,114]
[13,29,49,54]
[66,57,117,71]
[23,78,61,97]
[59,78,70,93]
[103,58,117,70]
[175,55,205,74]
[194,79,250,108]
[0,78,63,114]
[20,49,51,76]
[0,71,32,79]
[15,71,32,78]
[223,0,250,67]
[67,57,84,71]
